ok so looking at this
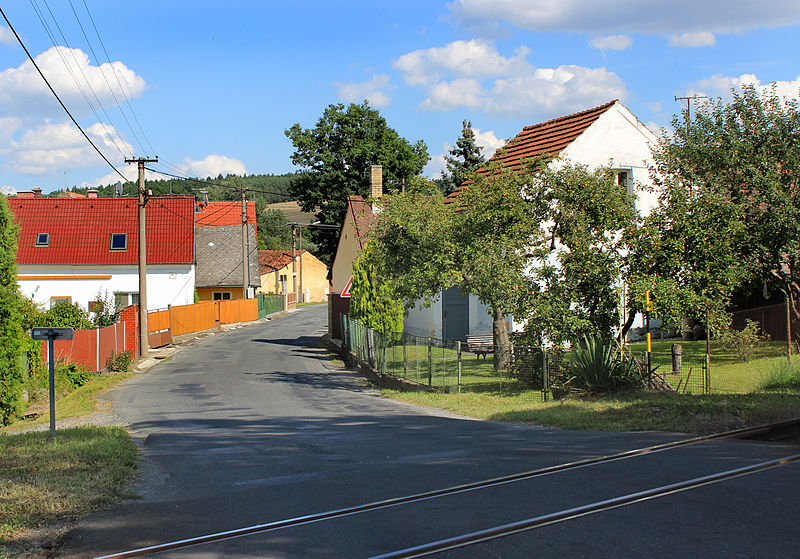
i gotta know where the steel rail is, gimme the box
[94,418,800,559]
[371,453,800,558]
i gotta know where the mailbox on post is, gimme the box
[30,327,74,438]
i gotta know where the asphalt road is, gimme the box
[59,305,800,558]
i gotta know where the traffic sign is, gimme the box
[30,327,75,341]
[341,276,353,298]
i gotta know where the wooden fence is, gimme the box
[41,294,285,372]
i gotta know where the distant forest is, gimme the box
[67,173,306,253]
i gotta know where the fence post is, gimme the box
[427,336,433,387]
[405,334,410,382]
[542,346,549,402]
[456,340,462,394]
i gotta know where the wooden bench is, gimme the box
[466,334,494,360]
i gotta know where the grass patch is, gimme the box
[0,426,139,543]
[383,389,800,434]
[759,359,800,391]
[1,373,134,435]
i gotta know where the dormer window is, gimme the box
[110,233,128,251]
[35,233,49,247]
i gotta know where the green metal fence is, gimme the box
[257,294,285,319]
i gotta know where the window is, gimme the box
[110,233,128,251]
[50,296,71,308]
[213,291,232,301]
[36,233,49,247]
[279,274,288,293]
[614,170,634,196]
[114,292,139,309]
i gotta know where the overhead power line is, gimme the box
[0,6,128,182]
[145,167,295,199]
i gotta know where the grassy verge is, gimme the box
[0,427,139,545]
[1,373,134,435]
[383,389,800,434]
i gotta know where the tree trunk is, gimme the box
[492,306,511,371]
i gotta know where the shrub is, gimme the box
[570,335,644,393]
[106,351,133,372]
[40,301,92,330]
[718,319,763,363]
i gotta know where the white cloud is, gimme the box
[668,32,716,47]
[182,154,246,179]
[394,39,529,85]
[424,151,446,179]
[448,0,800,35]
[0,27,14,46]
[396,41,626,119]
[688,73,800,101]
[1,185,17,195]
[8,120,132,175]
[0,46,146,120]
[472,128,505,159]
[589,34,633,51]
[334,74,392,107]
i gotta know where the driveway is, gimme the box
[59,305,800,558]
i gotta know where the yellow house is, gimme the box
[257,249,329,303]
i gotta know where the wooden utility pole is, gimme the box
[125,156,158,358]
[298,225,303,303]
[291,223,297,296]
[241,190,249,299]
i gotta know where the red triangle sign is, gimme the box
[341,276,353,298]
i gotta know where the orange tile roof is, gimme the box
[195,200,257,226]
[347,195,377,248]
[259,249,307,275]
[447,100,618,201]
[11,196,195,265]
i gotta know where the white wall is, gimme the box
[403,297,443,339]
[18,264,196,312]
[559,102,660,216]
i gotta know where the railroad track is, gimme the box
[96,418,800,559]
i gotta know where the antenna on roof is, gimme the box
[114,181,123,197]
[674,94,708,121]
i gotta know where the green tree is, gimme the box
[257,209,292,250]
[349,242,404,334]
[442,120,486,194]
[516,161,637,345]
[0,193,24,425]
[649,86,799,329]
[40,301,92,330]
[285,101,429,263]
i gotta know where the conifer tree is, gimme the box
[443,120,486,193]
[0,194,23,425]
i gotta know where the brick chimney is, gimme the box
[369,164,383,200]
[87,189,98,199]
[32,187,42,198]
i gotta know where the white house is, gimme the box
[403,100,660,341]
[10,192,196,313]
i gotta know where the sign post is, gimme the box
[30,327,74,439]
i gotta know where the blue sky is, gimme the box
[1,1,799,193]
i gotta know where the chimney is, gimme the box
[32,187,42,198]
[87,189,98,199]
[369,165,383,200]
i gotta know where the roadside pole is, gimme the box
[30,327,74,439]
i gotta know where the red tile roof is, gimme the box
[195,200,257,226]
[10,196,195,265]
[447,100,618,201]
[258,249,305,275]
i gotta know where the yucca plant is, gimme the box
[571,335,643,393]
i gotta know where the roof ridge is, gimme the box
[520,100,617,133]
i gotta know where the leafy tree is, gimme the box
[442,120,486,194]
[650,86,800,328]
[349,242,404,334]
[285,101,429,263]
[0,193,24,425]
[516,161,638,345]
[40,301,92,330]
[257,209,292,250]
[371,168,536,370]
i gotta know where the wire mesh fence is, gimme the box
[340,315,791,395]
